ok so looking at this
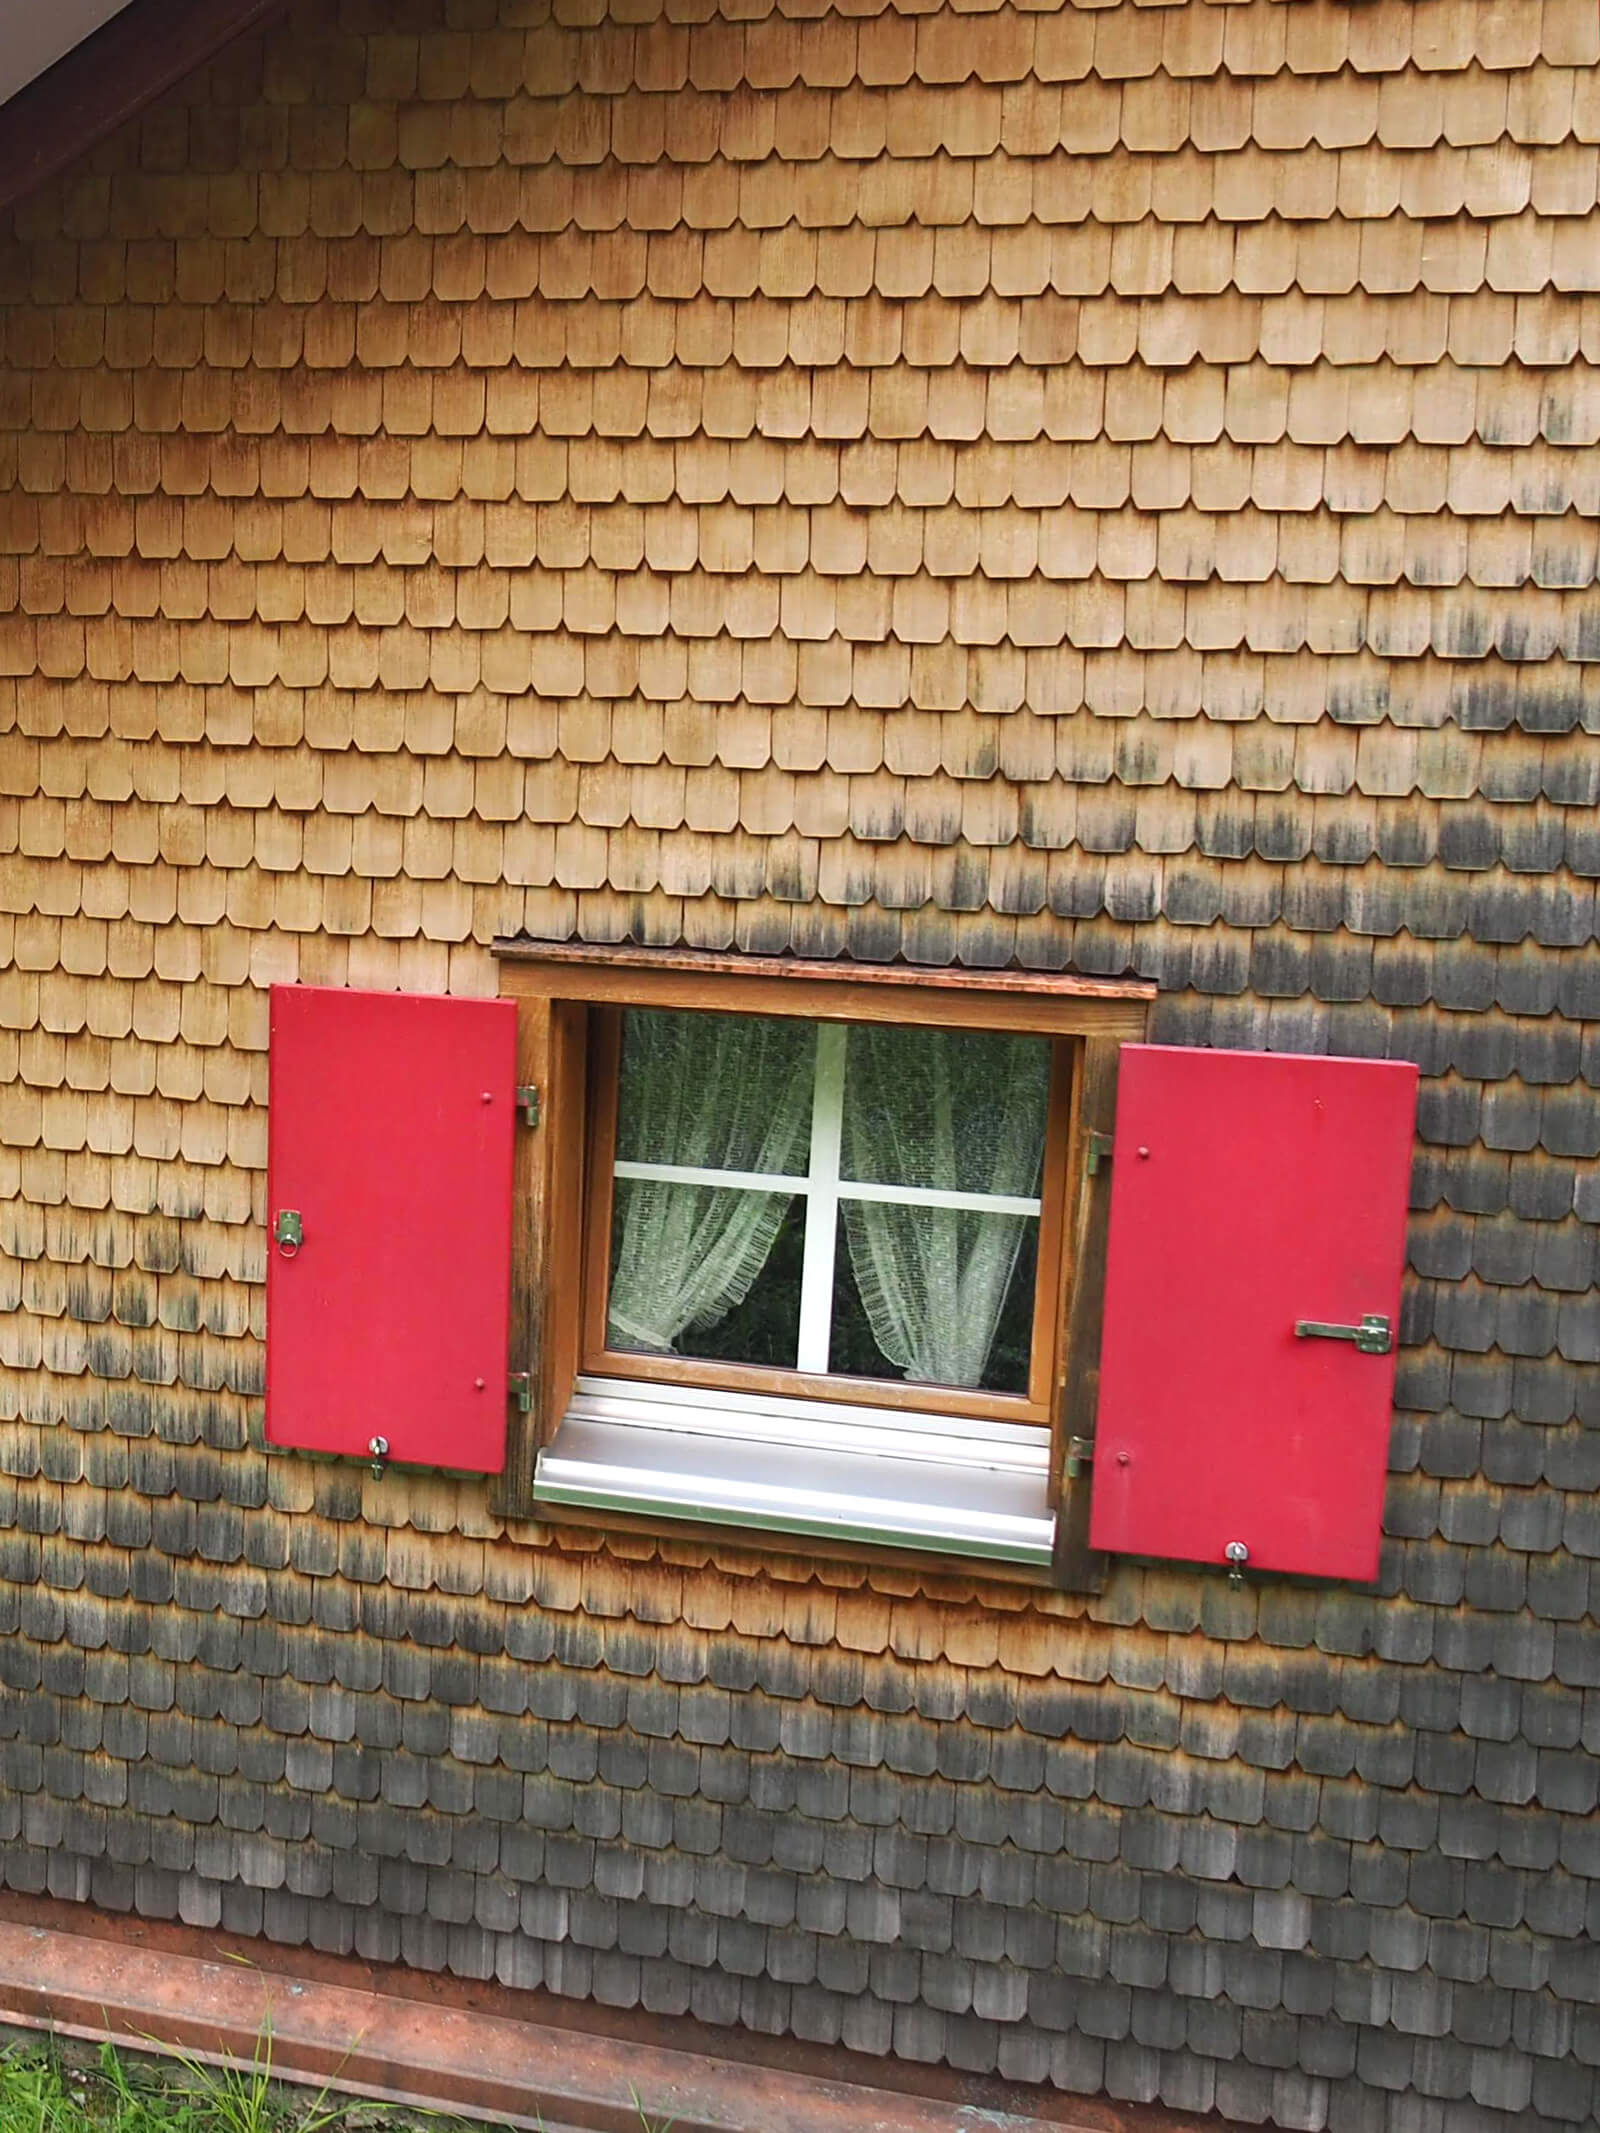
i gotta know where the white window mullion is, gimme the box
[796,1022,847,1374]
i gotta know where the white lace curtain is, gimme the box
[840,1026,1050,1390]
[606,1011,815,1354]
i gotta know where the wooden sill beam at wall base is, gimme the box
[0,1898,1245,2133]
[0,0,289,218]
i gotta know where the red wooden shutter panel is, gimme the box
[266,985,518,1474]
[1089,1045,1418,1581]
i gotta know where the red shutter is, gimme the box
[265,985,518,1474]
[1089,1045,1417,1581]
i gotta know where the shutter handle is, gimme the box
[1294,1314,1392,1356]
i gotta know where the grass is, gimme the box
[0,2040,679,2133]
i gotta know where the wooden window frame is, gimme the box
[493,943,1153,1586]
[579,1005,1073,1427]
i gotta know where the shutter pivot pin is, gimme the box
[1224,1540,1249,1588]
[368,1435,390,1479]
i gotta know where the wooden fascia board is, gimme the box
[497,941,1156,1041]
[0,0,289,219]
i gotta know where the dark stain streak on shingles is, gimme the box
[944,847,991,912]
[64,1274,112,1326]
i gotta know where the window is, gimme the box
[588,1010,1064,1417]
[495,947,1153,1573]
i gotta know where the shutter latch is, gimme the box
[516,1085,541,1128]
[1294,1314,1392,1356]
[1085,1131,1113,1176]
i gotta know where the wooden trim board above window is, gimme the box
[496,940,1154,1037]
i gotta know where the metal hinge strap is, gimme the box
[1085,1130,1114,1177]
[508,1372,533,1414]
[1066,1436,1095,1479]
[516,1085,540,1128]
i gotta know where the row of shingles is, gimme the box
[6,413,1600,534]
[9,822,1586,938]
[4,293,1598,394]
[7,495,1600,602]
[2,635,1598,754]
[33,42,1596,207]
[9,714,1600,834]
[4,214,1599,319]
[36,15,1599,176]
[315,0,1594,99]
[310,0,1600,77]
[10,704,1600,851]
[7,669,1599,789]
[0,279,1595,388]
[4,593,1600,707]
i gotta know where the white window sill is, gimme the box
[532,1376,1056,1568]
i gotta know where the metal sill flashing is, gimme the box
[533,1377,1056,1567]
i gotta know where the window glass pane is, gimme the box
[604,1009,1049,1402]
[617,1008,815,1174]
[837,1026,1048,1390]
[609,1181,799,1359]
[832,1205,1039,1394]
[608,1011,814,1361]
[664,1196,804,1370]
[839,1026,1049,1196]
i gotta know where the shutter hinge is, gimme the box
[1066,1436,1094,1478]
[516,1084,541,1129]
[508,1372,533,1414]
[1085,1130,1114,1176]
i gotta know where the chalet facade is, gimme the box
[1,1,1598,2128]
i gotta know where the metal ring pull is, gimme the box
[273,1209,303,1258]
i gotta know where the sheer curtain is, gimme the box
[607,1011,815,1354]
[841,1026,1050,1389]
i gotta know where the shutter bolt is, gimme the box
[1116,1451,1130,1467]
[482,1091,493,1102]
[474,1377,485,1390]
[1138,1145,1149,1159]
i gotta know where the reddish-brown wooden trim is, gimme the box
[1049,1034,1123,1593]
[498,950,1151,1041]
[1025,1041,1074,1410]
[0,0,289,219]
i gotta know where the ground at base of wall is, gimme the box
[0,1894,1241,2133]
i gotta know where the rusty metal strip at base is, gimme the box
[0,1913,1172,2133]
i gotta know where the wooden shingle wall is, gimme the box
[1,1,1599,2126]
